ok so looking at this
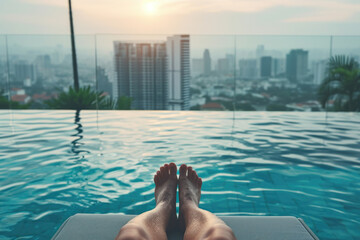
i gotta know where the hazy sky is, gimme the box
[1,0,360,35]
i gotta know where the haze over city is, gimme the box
[1,0,360,35]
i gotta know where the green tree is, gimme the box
[0,91,30,109]
[318,55,360,111]
[45,86,132,110]
[100,96,132,110]
[46,86,105,110]
[116,96,132,110]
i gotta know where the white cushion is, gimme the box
[52,214,318,240]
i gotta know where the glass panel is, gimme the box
[190,35,236,111]
[5,34,99,155]
[0,35,10,110]
[5,35,71,110]
[232,35,349,240]
[328,36,360,112]
[0,35,13,133]
[235,35,331,112]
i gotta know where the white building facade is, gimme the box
[167,35,190,110]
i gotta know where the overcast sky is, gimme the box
[1,0,360,35]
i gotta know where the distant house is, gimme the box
[11,94,31,104]
[201,102,225,111]
[32,93,51,102]
[286,101,321,112]
[11,88,25,96]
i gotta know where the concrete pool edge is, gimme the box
[52,214,319,240]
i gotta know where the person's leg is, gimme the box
[116,163,177,240]
[179,164,236,240]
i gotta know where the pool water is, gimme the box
[0,110,359,239]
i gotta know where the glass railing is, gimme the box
[0,34,359,240]
[1,34,359,112]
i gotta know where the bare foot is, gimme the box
[154,163,178,230]
[178,164,202,229]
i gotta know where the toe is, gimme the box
[164,164,170,176]
[160,166,166,179]
[154,174,159,185]
[169,162,177,176]
[197,177,202,188]
[156,170,161,181]
[190,170,196,182]
[180,164,187,177]
[194,172,198,180]
[187,167,193,178]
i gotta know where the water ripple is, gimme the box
[0,110,359,240]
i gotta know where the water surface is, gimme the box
[0,110,359,239]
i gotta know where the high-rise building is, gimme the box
[166,35,190,110]
[260,56,272,78]
[226,54,235,73]
[34,55,52,81]
[96,66,113,96]
[217,58,230,74]
[203,49,211,76]
[217,54,235,75]
[239,59,257,79]
[313,60,327,85]
[114,35,190,110]
[14,61,36,86]
[272,58,286,76]
[286,49,309,83]
[114,42,168,110]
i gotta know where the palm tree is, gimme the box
[45,86,132,110]
[46,86,105,110]
[68,0,79,92]
[318,55,360,111]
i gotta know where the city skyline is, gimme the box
[1,33,359,112]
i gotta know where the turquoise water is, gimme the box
[0,110,359,239]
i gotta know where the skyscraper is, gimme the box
[217,54,235,75]
[313,60,327,85]
[286,49,309,83]
[239,59,257,79]
[114,35,190,110]
[96,66,113,97]
[272,58,286,76]
[114,42,168,110]
[203,49,211,76]
[14,61,36,86]
[260,56,272,78]
[166,35,190,110]
[226,54,235,74]
[217,58,230,74]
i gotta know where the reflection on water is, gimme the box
[71,110,90,155]
[0,110,359,240]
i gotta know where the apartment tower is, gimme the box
[166,35,190,110]
[114,42,168,110]
[286,49,309,83]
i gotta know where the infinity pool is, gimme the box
[0,110,359,239]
